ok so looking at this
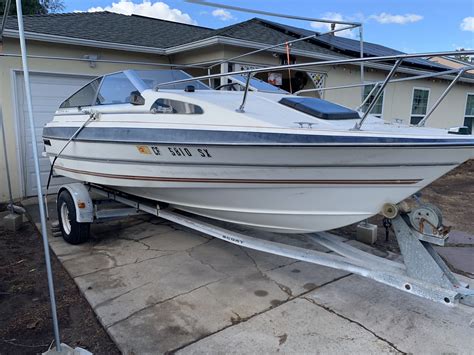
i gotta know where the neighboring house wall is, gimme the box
[429,56,474,74]
[322,65,473,128]
[0,38,167,202]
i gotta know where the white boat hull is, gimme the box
[45,138,470,232]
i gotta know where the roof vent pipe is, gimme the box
[330,23,336,35]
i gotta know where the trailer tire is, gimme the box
[57,190,90,244]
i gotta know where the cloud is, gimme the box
[310,12,356,38]
[369,13,423,25]
[211,8,235,21]
[460,17,474,32]
[85,0,196,25]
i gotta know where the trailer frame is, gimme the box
[55,182,474,308]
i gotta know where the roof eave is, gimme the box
[165,35,339,60]
[2,29,473,84]
[2,29,167,55]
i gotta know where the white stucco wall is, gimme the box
[321,65,473,128]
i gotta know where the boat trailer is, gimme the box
[54,182,474,308]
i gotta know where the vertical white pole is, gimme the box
[15,0,61,350]
[220,62,228,88]
[359,25,364,101]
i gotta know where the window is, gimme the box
[227,75,288,93]
[361,84,384,117]
[60,78,101,108]
[97,73,138,105]
[464,94,474,134]
[410,88,430,125]
[151,99,203,114]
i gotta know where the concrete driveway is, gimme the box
[24,199,474,354]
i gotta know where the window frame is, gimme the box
[410,86,431,125]
[92,76,105,107]
[151,98,204,115]
[464,92,474,118]
[463,92,474,134]
[361,82,385,118]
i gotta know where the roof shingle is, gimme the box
[3,12,457,73]
[5,11,213,48]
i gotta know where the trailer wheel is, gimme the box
[57,190,90,244]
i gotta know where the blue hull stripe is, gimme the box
[42,127,474,147]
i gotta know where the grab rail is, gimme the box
[294,67,471,95]
[353,59,403,130]
[417,68,468,127]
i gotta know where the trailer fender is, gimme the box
[57,183,94,223]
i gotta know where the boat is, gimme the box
[42,59,474,233]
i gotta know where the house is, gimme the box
[1,12,473,202]
[429,55,474,74]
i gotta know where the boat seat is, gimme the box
[279,97,360,120]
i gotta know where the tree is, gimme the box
[455,48,474,63]
[41,0,64,13]
[1,0,64,16]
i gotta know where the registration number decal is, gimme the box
[138,145,213,159]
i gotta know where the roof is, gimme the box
[196,18,341,57]
[4,12,213,48]
[250,18,451,72]
[1,12,461,74]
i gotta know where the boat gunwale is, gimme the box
[42,127,474,147]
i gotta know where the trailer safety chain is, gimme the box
[382,217,392,241]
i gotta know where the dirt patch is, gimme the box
[334,159,474,253]
[419,159,474,233]
[0,217,119,354]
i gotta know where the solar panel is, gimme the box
[260,18,451,71]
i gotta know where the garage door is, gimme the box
[15,72,95,196]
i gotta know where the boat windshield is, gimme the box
[228,75,288,93]
[134,70,210,90]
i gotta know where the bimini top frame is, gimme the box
[185,0,365,88]
[156,49,474,130]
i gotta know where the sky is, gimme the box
[65,0,474,53]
